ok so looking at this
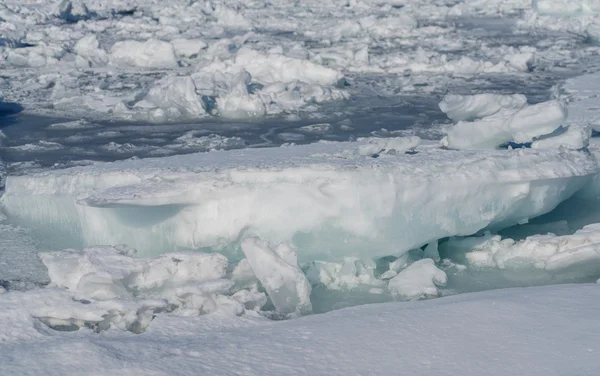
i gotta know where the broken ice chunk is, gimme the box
[241,238,312,315]
[357,136,421,156]
[388,259,447,300]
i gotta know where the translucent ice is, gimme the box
[1,141,594,262]
[241,238,312,315]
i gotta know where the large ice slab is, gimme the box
[1,139,595,262]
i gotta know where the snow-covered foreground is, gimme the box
[1,284,599,375]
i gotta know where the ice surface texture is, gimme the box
[1,140,595,261]
[1,284,600,375]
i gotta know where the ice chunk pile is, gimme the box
[1,0,590,122]
[440,94,573,150]
[445,224,600,278]
[1,140,595,263]
[35,244,270,331]
[2,283,600,375]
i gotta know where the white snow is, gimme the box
[121,75,207,122]
[1,283,600,375]
[1,140,594,261]
[74,34,108,68]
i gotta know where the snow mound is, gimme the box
[441,95,568,150]
[0,140,595,262]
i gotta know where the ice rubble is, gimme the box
[443,223,600,277]
[388,259,447,300]
[37,244,270,330]
[0,139,595,263]
[440,94,568,150]
[0,0,593,121]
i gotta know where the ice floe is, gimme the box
[441,95,569,150]
[0,139,595,261]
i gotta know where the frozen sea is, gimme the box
[2,0,600,374]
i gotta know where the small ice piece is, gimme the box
[305,258,381,290]
[74,35,108,68]
[456,224,600,277]
[170,39,207,58]
[544,244,600,274]
[357,136,421,156]
[215,71,266,118]
[137,76,206,120]
[531,124,591,150]
[241,238,312,315]
[439,94,527,122]
[110,39,178,69]
[442,99,566,150]
[388,259,447,300]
